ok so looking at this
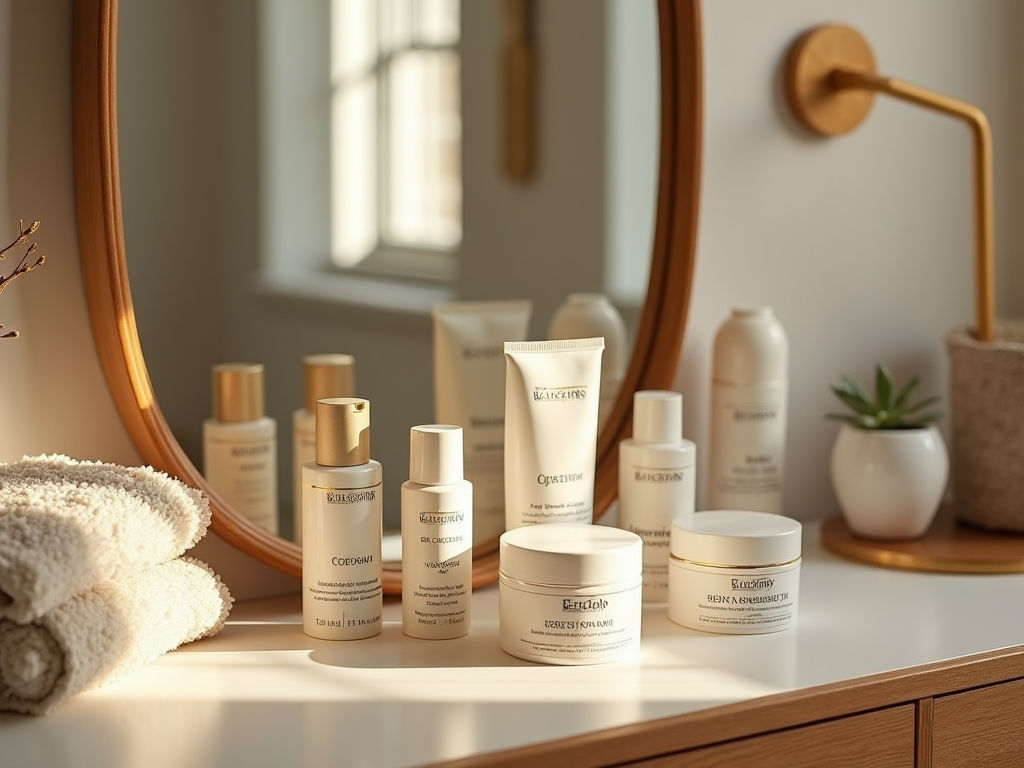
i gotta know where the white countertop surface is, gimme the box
[3,520,1024,768]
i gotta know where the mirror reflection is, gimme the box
[117,0,659,542]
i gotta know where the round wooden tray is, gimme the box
[820,506,1024,574]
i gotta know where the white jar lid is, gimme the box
[500,523,642,586]
[671,511,802,567]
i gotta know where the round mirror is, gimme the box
[72,0,702,591]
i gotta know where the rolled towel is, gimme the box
[0,454,211,623]
[0,557,232,715]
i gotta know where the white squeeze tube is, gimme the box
[432,300,532,546]
[503,337,605,530]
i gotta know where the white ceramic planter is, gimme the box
[829,424,949,540]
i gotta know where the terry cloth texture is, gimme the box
[0,454,212,623]
[947,322,1024,533]
[0,557,232,715]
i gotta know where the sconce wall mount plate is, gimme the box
[785,24,877,136]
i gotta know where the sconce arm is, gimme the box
[829,68,994,342]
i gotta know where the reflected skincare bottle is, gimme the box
[709,306,789,513]
[401,425,473,639]
[203,362,278,534]
[618,390,696,602]
[302,397,383,640]
[292,353,356,544]
[548,293,628,427]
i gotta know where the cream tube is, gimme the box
[432,300,532,546]
[503,337,604,529]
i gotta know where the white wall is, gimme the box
[0,0,137,467]
[681,0,1024,519]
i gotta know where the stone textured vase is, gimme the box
[830,425,949,540]
[947,323,1024,533]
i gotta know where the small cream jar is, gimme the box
[499,523,643,665]
[668,511,801,634]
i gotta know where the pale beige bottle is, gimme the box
[401,425,473,640]
[709,307,789,513]
[203,362,279,534]
[292,354,356,543]
[302,397,383,640]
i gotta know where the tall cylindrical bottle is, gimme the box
[619,390,696,602]
[302,397,383,640]
[292,353,356,544]
[548,293,628,427]
[709,307,788,513]
[203,362,278,534]
[402,425,473,639]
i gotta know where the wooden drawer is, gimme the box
[932,678,1024,767]
[633,704,915,768]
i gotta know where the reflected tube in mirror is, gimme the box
[433,300,532,545]
[503,338,604,530]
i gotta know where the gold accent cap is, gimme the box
[316,397,370,467]
[303,353,356,413]
[212,362,265,423]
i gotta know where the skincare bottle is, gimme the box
[708,306,789,513]
[203,362,278,534]
[292,353,356,544]
[401,424,473,639]
[618,390,696,602]
[301,397,383,640]
[548,293,628,427]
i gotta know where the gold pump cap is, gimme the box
[303,353,356,413]
[316,397,370,467]
[212,362,265,423]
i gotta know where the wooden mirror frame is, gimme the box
[71,0,702,592]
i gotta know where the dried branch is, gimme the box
[0,220,47,338]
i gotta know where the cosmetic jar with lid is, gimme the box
[499,523,642,665]
[668,511,801,634]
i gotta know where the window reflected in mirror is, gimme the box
[331,0,462,273]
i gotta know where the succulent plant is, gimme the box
[827,364,942,429]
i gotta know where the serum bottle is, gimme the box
[618,390,696,602]
[709,306,789,513]
[203,362,278,534]
[292,353,356,544]
[402,425,473,639]
[302,397,383,640]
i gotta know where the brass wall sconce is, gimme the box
[784,24,995,343]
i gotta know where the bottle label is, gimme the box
[618,460,695,602]
[669,561,799,634]
[710,383,786,513]
[302,480,383,640]
[498,582,641,664]
[204,433,277,534]
[402,485,472,639]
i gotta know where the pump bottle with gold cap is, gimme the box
[301,397,383,640]
[292,354,356,544]
[203,362,279,534]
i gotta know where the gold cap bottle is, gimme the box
[212,362,265,423]
[303,354,356,413]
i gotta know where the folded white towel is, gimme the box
[0,557,232,715]
[0,454,212,624]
